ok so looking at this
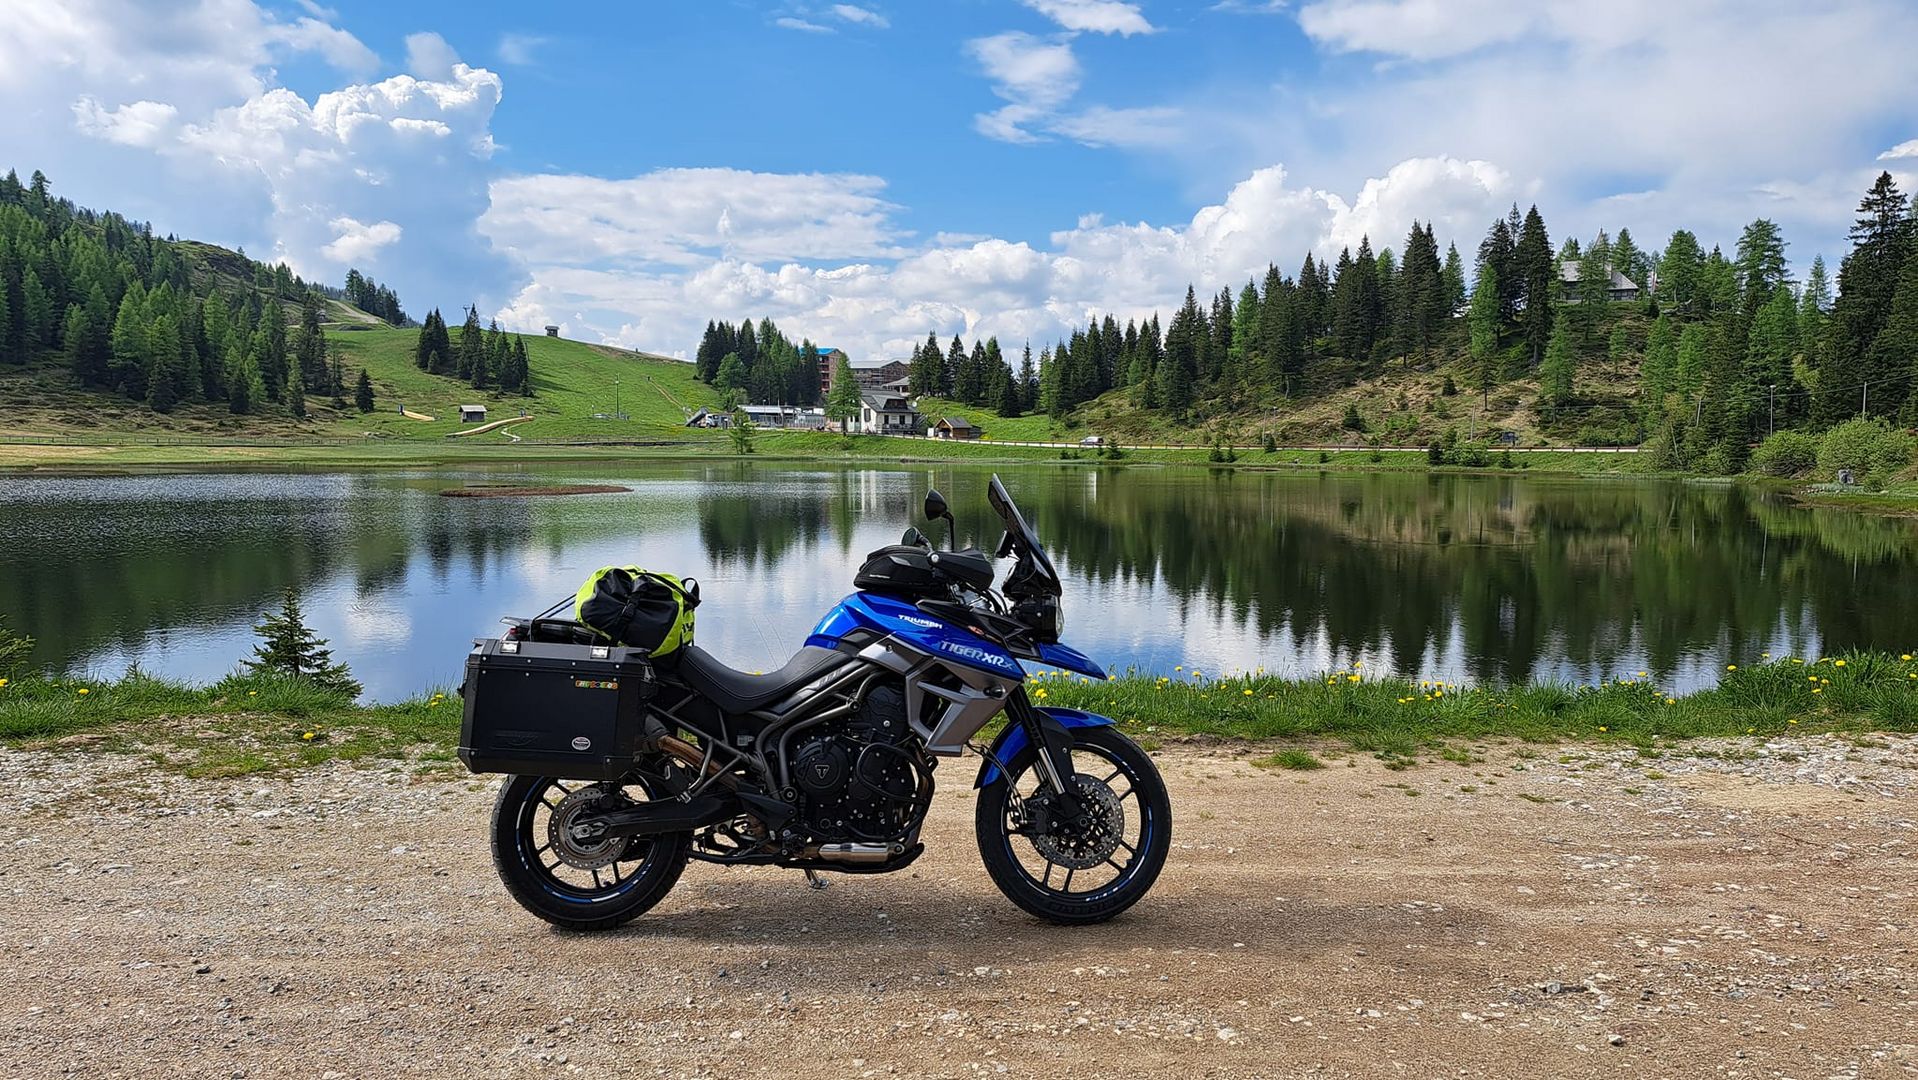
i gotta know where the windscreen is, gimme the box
[987,474,1060,592]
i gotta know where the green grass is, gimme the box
[0,670,457,776]
[324,328,722,442]
[7,650,1915,776]
[1030,650,1918,753]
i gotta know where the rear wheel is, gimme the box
[490,771,691,932]
[975,726,1170,924]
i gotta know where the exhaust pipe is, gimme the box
[813,842,899,864]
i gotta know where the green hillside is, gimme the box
[325,328,721,442]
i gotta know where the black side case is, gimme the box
[459,639,656,780]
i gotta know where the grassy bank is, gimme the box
[0,428,1653,478]
[4,652,1913,776]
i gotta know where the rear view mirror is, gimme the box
[923,489,948,522]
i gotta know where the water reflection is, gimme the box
[3,463,1914,700]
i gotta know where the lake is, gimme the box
[5,461,1917,701]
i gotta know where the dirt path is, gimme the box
[3,738,1915,1078]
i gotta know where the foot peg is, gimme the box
[803,869,830,890]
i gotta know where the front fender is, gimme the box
[974,706,1115,787]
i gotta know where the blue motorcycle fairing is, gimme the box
[806,591,1025,680]
[975,707,1116,786]
[1030,641,1106,681]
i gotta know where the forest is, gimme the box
[692,171,1918,470]
[0,168,409,416]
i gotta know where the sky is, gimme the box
[4,0,1916,364]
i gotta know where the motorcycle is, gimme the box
[474,475,1171,930]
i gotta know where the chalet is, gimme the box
[458,404,488,423]
[931,416,980,440]
[857,392,919,435]
[1559,260,1654,303]
[851,360,912,392]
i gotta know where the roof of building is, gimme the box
[938,416,976,431]
[1558,259,1640,292]
[459,404,487,412]
[862,392,913,411]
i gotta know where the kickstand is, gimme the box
[803,869,830,891]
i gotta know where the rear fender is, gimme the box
[974,706,1115,787]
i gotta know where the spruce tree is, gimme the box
[144,313,182,413]
[243,590,361,696]
[515,337,532,396]
[1734,218,1791,310]
[1017,344,1037,414]
[1818,172,1910,424]
[1514,205,1555,370]
[455,306,484,381]
[1468,261,1501,397]
[287,360,306,418]
[1864,242,1918,421]
[355,368,375,412]
[1640,312,1677,413]
[1441,242,1467,317]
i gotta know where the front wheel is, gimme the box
[490,772,691,932]
[975,726,1171,924]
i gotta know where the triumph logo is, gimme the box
[899,615,940,628]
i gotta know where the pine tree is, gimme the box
[1657,230,1704,316]
[1675,323,1709,400]
[243,590,361,696]
[514,337,532,396]
[1017,344,1037,414]
[1514,205,1555,369]
[1538,319,1575,414]
[455,306,484,381]
[943,335,964,398]
[20,267,52,352]
[355,368,375,412]
[144,313,182,413]
[1157,287,1202,417]
[1734,218,1791,310]
[287,359,306,418]
[1818,172,1910,424]
[1441,242,1467,317]
[1640,313,1677,414]
[1612,227,1647,288]
[1468,260,1501,396]
[226,332,259,415]
[1864,241,1918,421]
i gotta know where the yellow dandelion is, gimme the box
[1726,664,1737,671]
[1903,654,1913,661]
[1347,674,1360,683]
[1809,676,1819,682]
[301,731,316,741]
[0,678,8,689]
[1637,671,1648,678]
[1811,688,1822,695]
[76,687,89,695]
[1597,726,1608,733]
[1175,665,1183,671]
[1788,718,1800,724]
[1243,689,1254,696]
[1432,690,1443,698]
[1834,659,1847,668]
[1034,687,1049,699]
[1665,697,1676,705]
[248,690,257,696]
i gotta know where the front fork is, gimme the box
[1007,688,1081,812]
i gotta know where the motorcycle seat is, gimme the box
[674,645,848,715]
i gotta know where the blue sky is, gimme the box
[4,0,1916,362]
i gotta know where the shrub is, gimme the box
[1441,375,1458,397]
[1749,429,1819,477]
[1261,431,1277,453]
[1341,403,1365,432]
[1498,449,1516,469]
[1818,417,1915,487]
[1427,440,1445,466]
[1317,450,1330,464]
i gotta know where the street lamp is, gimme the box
[613,378,621,421]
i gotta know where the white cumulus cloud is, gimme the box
[830,5,889,28]
[480,157,1511,363]
[1020,0,1157,36]
[71,98,180,148]
[322,216,403,262]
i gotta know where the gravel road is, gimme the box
[4,736,1915,1078]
